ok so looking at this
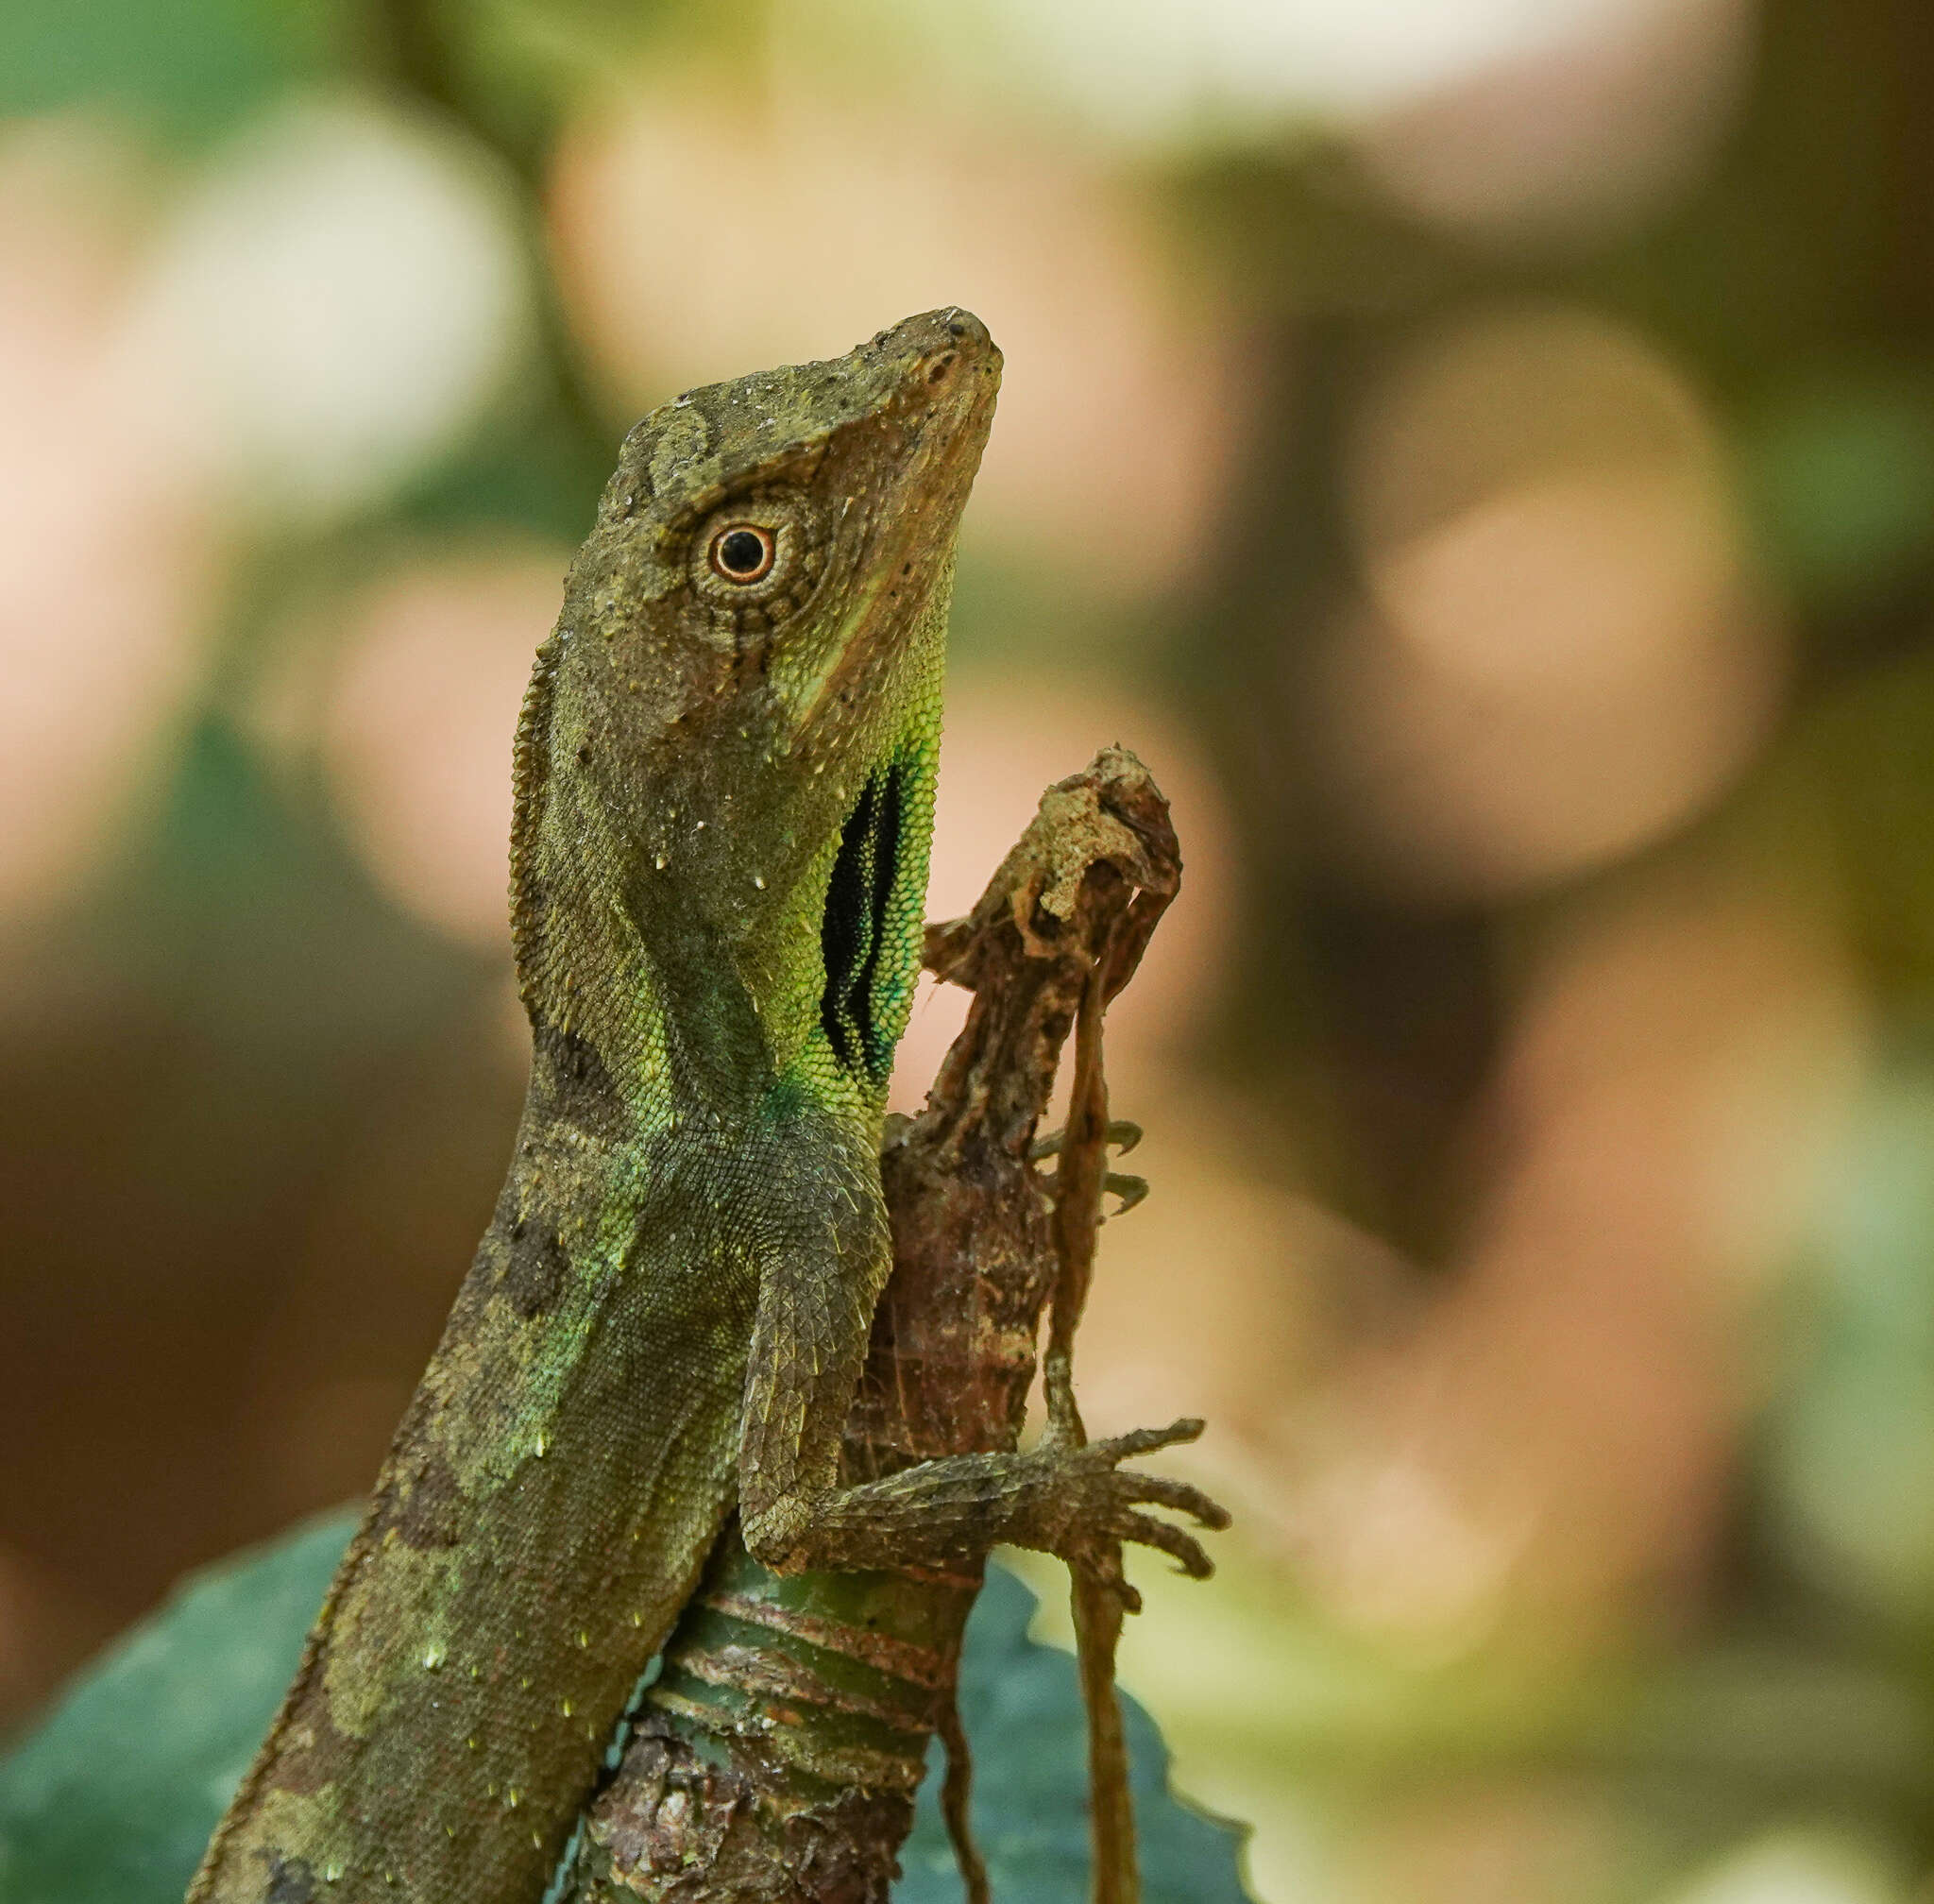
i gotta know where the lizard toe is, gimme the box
[1118,1472,1232,1529]
[1095,1418,1206,1462]
[1120,1511,1216,1580]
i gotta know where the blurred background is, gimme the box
[8,0,1934,1897]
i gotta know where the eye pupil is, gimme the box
[712,526,773,581]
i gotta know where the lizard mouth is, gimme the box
[818,759,910,1084]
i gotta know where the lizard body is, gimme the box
[188,310,1220,1904]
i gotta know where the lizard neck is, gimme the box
[507,630,777,1141]
[504,575,948,1149]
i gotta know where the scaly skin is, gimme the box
[187,311,1221,1904]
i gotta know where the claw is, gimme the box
[1029,1118,1145,1163]
[1126,1513,1216,1579]
[1101,1171,1147,1217]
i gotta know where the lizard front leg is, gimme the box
[736,1188,1229,1594]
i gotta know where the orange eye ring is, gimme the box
[708,523,776,584]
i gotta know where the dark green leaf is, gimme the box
[0,1513,355,1904]
[0,1519,1251,1903]
[897,1564,1253,1904]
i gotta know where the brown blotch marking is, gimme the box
[532,1021,627,1143]
[262,1855,315,1904]
[501,1216,568,1320]
[374,1442,467,1551]
[258,1651,365,1799]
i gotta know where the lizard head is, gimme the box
[514,310,1000,1121]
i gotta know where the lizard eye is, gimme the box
[689,492,821,631]
[708,524,775,584]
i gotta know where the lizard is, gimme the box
[186,308,1227,1904]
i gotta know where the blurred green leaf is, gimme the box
[0,1519,1251,1904]
[1777,652,1934,1004]
[89,715,483,1053]
[0,0,337,147]
[1743,368,1934,612]
[1770,1061,1934,1624]
[396,394,613,547]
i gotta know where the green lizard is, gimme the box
[187,309,1225,1904]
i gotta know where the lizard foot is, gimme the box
[1015,1418,1231,1613]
